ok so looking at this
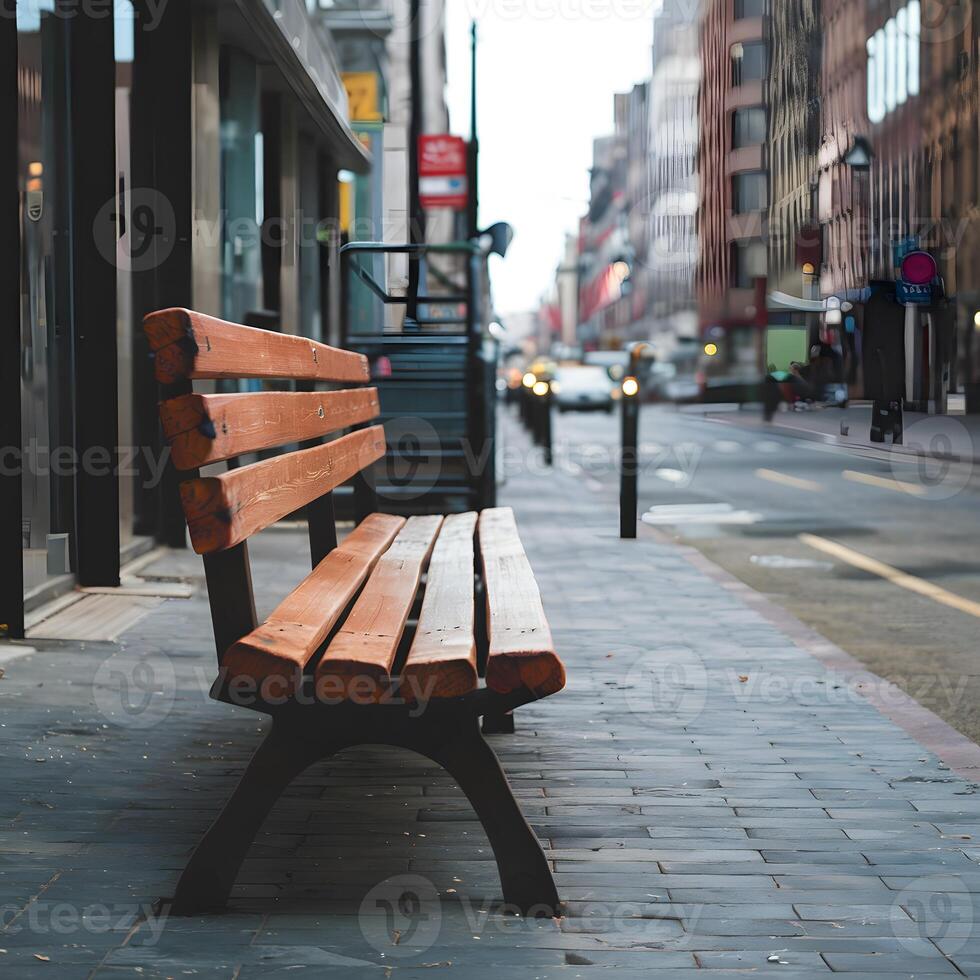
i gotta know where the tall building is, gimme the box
[814,0,978,403]
[577,128,631,349]
[817,0,870,302]
[646,0,700,346]
[696,0,770,391]
[916,0,979,398]
[766,0,822,305]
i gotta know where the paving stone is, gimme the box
[3,414,980,974]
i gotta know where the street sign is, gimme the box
[896,281,932,304]
[897,249,938,305]
[342,72,382,122]
[419,135,468,210]
[900,250,938,285]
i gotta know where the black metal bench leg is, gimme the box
[170,723,333,914]
[424,728,559,917]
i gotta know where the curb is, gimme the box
[699,409,980,466]
[640,522,980,783]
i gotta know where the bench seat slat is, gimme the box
[479,507,565,699]
[402,512,478,700]
[221,513,406,694]
[315,515,443,702]
[160,389,381,470]
[180,426,385,554]
[144,308,369,384]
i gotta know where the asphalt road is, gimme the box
[524,403,980,744]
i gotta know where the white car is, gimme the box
[551,366,615,413]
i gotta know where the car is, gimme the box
[583,350,630,383]
[551,365,615,413]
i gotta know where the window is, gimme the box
[732,171,768,213]
[732,107,766,148]
[734,0,766,17]
[866,1,920,123]
[732,240,767,288]
[731,42,767,85]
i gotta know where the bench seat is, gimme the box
[221,508,565,708]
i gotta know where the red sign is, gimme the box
[419,135,468,210]
[900,250,938,286]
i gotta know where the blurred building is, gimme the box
[646,0,701,348]
[696,0,770,392]
[816,0,870,302]
[576,127,631,349]
[916,0,979,398]
[812,0,979,402]
[319,0,455,331]
[765,0,822,363]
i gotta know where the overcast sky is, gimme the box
[444,2,657,316]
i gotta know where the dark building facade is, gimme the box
[2,0,368,637]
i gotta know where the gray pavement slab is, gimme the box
[1,412,980,975]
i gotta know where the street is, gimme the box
[527,404,980,744]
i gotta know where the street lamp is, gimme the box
[843,136,874,171]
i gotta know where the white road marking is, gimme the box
[642,503,762,526]
[655,468,692,485]
[750,554,834,570]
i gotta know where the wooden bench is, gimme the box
[144,308,566,916]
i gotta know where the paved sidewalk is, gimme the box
[3,418,980,976]
[701,401,980,462]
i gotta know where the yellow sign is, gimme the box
[342,72,382,123]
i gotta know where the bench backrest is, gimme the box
[144,308,385,660]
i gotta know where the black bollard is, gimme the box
[620,376,640,538]
[540,384,553,467]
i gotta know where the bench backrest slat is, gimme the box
[145,308,369,384]
[160,389,381,470]
[181,425,386,554]
[145,307,385,661]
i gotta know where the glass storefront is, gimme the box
[17,0,72,598]
[5,0,368,633]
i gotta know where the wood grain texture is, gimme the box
[144,308,369,384]
[179,426,386,554]
[315,514,443,702]
[221,513,406,694]
[159,389,381,470]
[479,507,565,699]
[402,512,478,700]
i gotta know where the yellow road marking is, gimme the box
[799,533,980,620]
[755,468,822,492]
[842,469,927,497]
